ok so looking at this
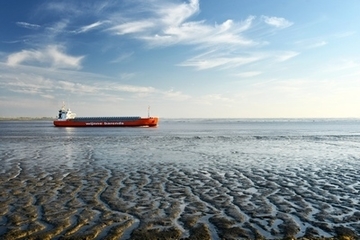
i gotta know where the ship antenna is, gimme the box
[148,106,150,117]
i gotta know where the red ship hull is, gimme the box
[53,117,159,127]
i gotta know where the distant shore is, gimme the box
[0,117,54,121]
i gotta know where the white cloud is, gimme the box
[180,56,261,70]
[151,17,255,47]
[57,80,98,94]
[0,63,163,102]
[262,16,293,29]
[110,21,156,35]
[41,94,55,99]
[295,39,328,49]
[77,21,107,33]
[5,0,301,81]
[107,1,256,49]
[111,52,134,63]
[157,0,200,27]
[1,74,55,97]
[6,45,84,69]
[179,51,266,70]
[119,72,136,81]
[45,20,70,36]
[275,51,299,62]
[56,81,155,97]
[109,85,155,93]
[322,59,360,73]
[16,22,41,30]
[162,89,191,101]
[307,41,327,49]
[105,1,297,71]
[17,0,294,72]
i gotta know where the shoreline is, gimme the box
[0,117,53,121]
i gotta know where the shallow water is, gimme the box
[1,119,360,239]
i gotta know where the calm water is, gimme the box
[1,119,360,239]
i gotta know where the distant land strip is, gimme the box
[0,117,53,121]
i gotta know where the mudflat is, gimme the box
[1,120,359,239]
[1,159,359,239]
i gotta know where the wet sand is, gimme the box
[0,157,359,240]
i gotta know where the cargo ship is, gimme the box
[53,104,158,127]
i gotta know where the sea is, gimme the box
[0,119,360,239]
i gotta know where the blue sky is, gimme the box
[1,0,360,118]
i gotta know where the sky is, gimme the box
[1,0,360,118]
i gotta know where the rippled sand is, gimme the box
[1,120,360,240]
[1,153,359,239]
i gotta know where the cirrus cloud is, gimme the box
[16,21,41,30]
[6,45,84,69]
[262,16,293,29]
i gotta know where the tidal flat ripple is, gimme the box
[0,120,360,239]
